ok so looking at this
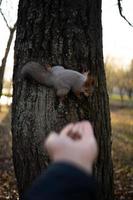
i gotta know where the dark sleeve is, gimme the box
[24,162,97,200]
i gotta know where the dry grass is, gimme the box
[111,103,133,200]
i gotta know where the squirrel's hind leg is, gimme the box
[56,88,69,104]
[56,88,69,97]
[73,90,81,99]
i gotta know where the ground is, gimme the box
[110,97,133,200]
[0,96,133,199]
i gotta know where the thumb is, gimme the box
[44,132,61,159]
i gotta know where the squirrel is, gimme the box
[21,61,96,100]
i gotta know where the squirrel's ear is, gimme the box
[83,70,90,77]
[45,64,52,71]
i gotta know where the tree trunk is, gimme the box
[12,0,114,200]
[127,89,132,100]
[119,89,124,103]
[0,23,16,97]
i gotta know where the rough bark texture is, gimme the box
[12,0,114,199]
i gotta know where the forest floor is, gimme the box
[0,99,133,200]
[110,98,133,200]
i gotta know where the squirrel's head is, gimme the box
[82,72,96,96]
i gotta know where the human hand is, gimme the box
[45,121,98,174]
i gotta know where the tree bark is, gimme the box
[0,23,16,97]
[12,0,114,200]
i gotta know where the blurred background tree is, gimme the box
[105,57,133,102]
[115,68,126,102]
[125,60,133,99]
[0,0,18,97]
[105,57,116,95]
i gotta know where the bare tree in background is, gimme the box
[117,0,133,27]
[0,0,18,97]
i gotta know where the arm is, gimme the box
[24,121,98,200]
[25,162,97,200]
